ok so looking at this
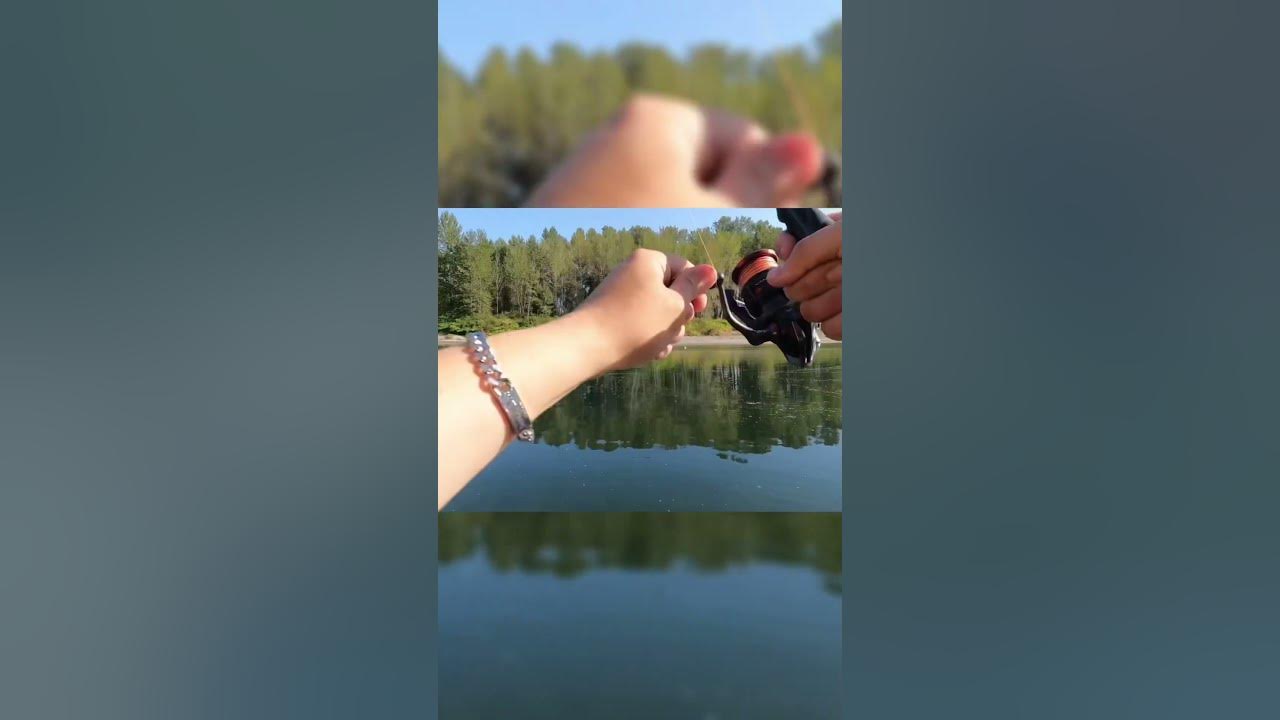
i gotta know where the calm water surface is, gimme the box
[438,513,842,720]
[446,346,842,511]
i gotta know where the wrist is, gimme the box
[557,307,621,378]
[481,314,614,427]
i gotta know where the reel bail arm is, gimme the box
[716,274,772,346]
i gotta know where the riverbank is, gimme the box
[438,333,841,348]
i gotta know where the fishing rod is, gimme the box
[711,208,835,367]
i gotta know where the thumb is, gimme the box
[670,264,718,304]
[713,133,824,206]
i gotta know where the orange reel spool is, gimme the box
[731,249,780,288]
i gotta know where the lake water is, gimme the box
[445,346,842,511]
[438,512,842,720]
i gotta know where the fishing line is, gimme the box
[750,0,841,206]
[696,230,717,271]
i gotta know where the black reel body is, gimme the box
[716,208,835,367]
[818,152,841,207]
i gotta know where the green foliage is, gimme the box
[438,313,558,336]
[515,315,556,329]
[437,213,786,328]
[685,317,734,336]
[439,21,842,207]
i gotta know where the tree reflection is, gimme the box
[535,348,842,455]
[439,513,841,595]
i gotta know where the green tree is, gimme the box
[437,211,469,318]
[436,213,797,331]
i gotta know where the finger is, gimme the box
[776,232,797,261]
[670,263,718,303]
[713,133,825,206]
[826,263,842,284]
[767,221,841,287]
[692,292,708,314]
[799,286,841,323]
[657,343,675,360]
[821,314,842,341]
[660,252,693,286]
[693,106,771,182]
[679,301,696,325]
[623,95,772,181]
[783,259,841,302]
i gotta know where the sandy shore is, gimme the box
[438,333,839,348]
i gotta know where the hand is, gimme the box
[527,94,825,208]
[571,249,717,370]
[768,213,843,340]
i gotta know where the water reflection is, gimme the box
[440,512,842,718]
[446,346,842,511]
[439,512,841,594]
[536,347,842,455]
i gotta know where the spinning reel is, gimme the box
[715,208,835,367]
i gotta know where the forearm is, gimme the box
[437,311,615,508]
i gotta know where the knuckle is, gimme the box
[788,274,817,295]
[628,248,658,267]
[744,123,769,144]
[790,243,814,267]
[614,94,666,127]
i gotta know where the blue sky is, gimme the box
[439,0,842,76]
[440,208,788,238]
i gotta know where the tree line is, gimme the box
[439,21,842,206]
[438,210,788,334]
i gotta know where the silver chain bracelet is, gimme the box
[466,332,534,442]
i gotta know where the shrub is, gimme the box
[438,314,521,336]
[441,314,735,338]
[516,315,556,329]
[686,317,735,336]
[436,316,474,336]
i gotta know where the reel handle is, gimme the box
[777,208,834,244]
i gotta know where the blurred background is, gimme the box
[438,0,842,206]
